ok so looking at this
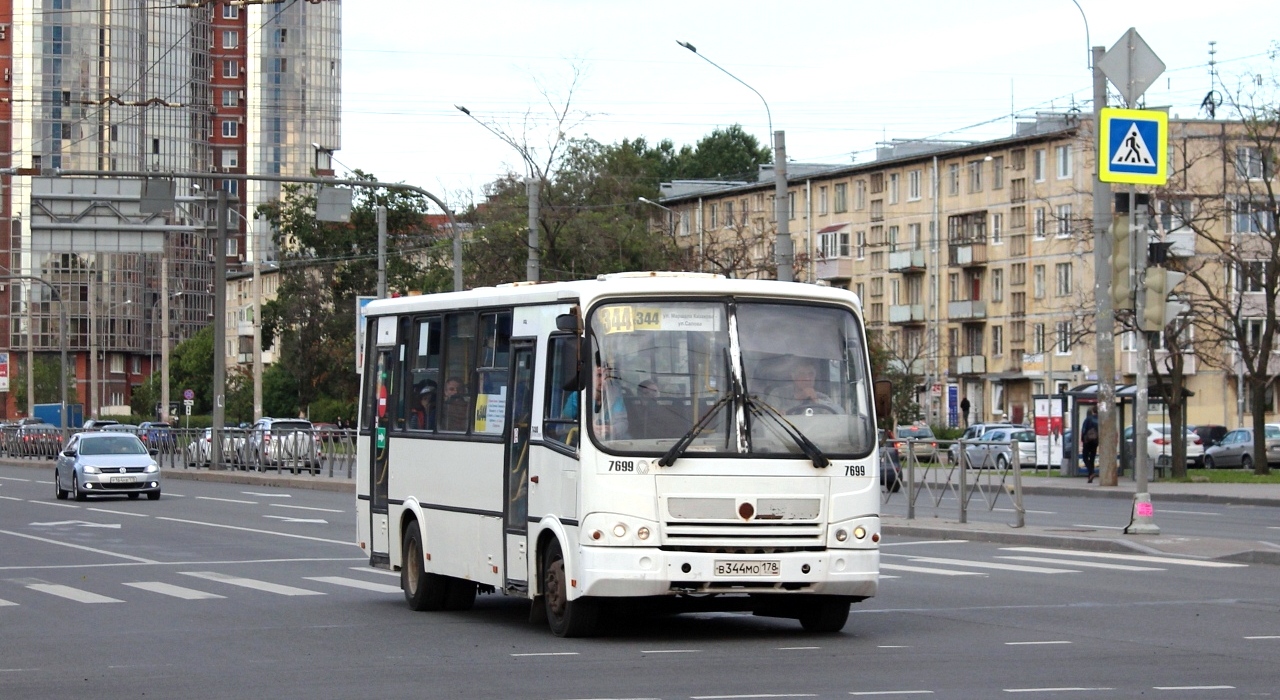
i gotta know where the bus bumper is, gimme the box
[576,546,879,599]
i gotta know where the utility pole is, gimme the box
[774,131,793,282]
[160,253,171,422]
[211,190,229,467]
[526,177,540,282]
[252,218,263,420]
[1091,45,1118,486]
[377,206,387,297]
[25,286,34,416]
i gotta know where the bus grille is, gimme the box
[662,496,824,547]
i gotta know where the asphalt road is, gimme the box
[2,463,1278,699]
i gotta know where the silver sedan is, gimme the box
[55,432,161,501]
[1203,426,1280,469]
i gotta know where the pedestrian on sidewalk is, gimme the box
[960,397,971,427]
[1081,407,1099,483]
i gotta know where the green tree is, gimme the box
[170,325,215,414]
[11,355,78,412]
[670,125,772,181]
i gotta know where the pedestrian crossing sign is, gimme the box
[1099,108,1167,185]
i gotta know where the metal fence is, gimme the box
[882,436,1029,528]
[1,425,358,479]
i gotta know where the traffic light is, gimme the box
[1140,268,1190,331]
[1110,207,1134,310]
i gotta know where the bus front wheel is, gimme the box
[543,539,598,637]
[797,596,851,633]
[402,525,448,611]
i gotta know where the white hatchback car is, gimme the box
[1123,423,1204,467]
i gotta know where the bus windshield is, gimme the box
[587,299,875,458]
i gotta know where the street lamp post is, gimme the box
[676,41,793,282]
[5,275,70,441]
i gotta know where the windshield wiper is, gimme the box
[656,392,734,468]
[745,396,830,468]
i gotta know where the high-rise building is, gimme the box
[0,0,340,420]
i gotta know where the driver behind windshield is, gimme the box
[767,359,840,414]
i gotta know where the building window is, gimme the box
[1236,146,1269,180]
[222,89,238,107]
[708,203,718,229]
[855,230,866,260]
[869,278,883,297]
[1237,260,1266,292]
[222,179,238,196]
[1033,207,1046,238]
[221,120,238,138]
[787,192,795,220]
[870,199,883,222]
[1010,234,1027,257]
[948,163,960,195]
[226,236,239,257]
[1234,200,1275,234]
[968,160,983,193]
[221,149,238,168]
[1011,148,1026,171]
[908,222,922,248]
[1056,204,1072,237]
[991,213,1004,244]
[1011,318,1026,342]
[131,356,142,375]
[1055,262,1072,296]
[1010,263,1026,286]
[992,156,1004,189]
[992,268,1004,302]
[908,169,922,201]
[855,180,866,210]
[992,325,1003,356]
[1033,264,1046,299]
[888,173,899,204]
[680,211,690,237]
[222,59,238,78]
[1056,145,1072,179]
[839,231,850,257]
[855,283,865,302]
[1032,323,1045,354]
[1056,321,1072,354]
[223,30,239,49]
[110,354,125,374]
[1033,149,1046,182]
[834,183,848,213]
[223,4,239,19]
[1010,206,1026,230]
[870,251,884,270]
[724,200,734,228]
[819,186,828,215]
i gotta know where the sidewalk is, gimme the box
[6,457,1279,565]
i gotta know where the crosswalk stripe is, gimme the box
[350,566,399,578]
[304,576,402,594]
[997,556,1164,572]
[123,581,226,600]
[26,583,123,603]
[1001,547,1248,568]
[180,571,324,596]
[880,563,985,576]
[0,597,16,606]
[895,556,1077,574]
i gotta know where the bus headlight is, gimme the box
[853,526,867,540]
[835,529,848,542]
[612,523,628,538]
[636,527,650,541]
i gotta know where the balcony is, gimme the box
[948,355,987,375]
[816,257,854,282]
[1122,349,1197,376]
[948,299,987,320]
[948,242,988,267]
[888,304,926,324]
[888,249,927,273]
[1167,230,1195,257]
[890,358,926,375]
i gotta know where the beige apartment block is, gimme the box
[654,113,1278,431]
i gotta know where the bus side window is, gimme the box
[440,313,476,433]
[544,335,580,449]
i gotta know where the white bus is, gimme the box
[356,272,888,636]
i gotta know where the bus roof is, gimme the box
[362,272,863,317]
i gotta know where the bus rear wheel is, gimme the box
[797,596,851,633]
[402,525,447,611]
[543,539,597,637]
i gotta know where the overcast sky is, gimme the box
[340,0,1277,210]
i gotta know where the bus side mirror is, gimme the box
[555,313,579,333]
[873,379,892,427]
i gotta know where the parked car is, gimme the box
[81,419,121,431]
[54,431,161,501]
[879,430,901,492]
[103,424,141,436]
[138,421,177,452]
[1189,424,1229,449]
[892,423,939,463]
[958,427,1037,470]
[14,423,62,458]
[948,423,1027,464]
[244,418,321,473]
[185,428,246,468]
[1122,423,1205,468]
[1203,426,1280,470]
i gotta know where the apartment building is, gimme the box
[0,1,340,420]
[655,113,1274,430]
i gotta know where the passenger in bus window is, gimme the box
[410,381,436,430]
[638,379,660,398]
[441,377,469,431]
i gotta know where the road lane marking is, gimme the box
[263,515,329,524]
[692,695,817,699]
[777,646,821,650]
[880,563,984,576]
[997,556,1164,572]
[0,598,16,606]
[880,540,967,547]
[180,571,323,596]
[30,520,120,528]
[888,555,1078,574]
[1001,547,1248,568]
[1005,641,1071,646]
[1071,524,1124,530]
[123,582,226,600]
[1244,635,1280,639]
[242,492,291,498]
[88,508,148,517]
[25,583,123,603]
[155,516,355,546]
[0,495,22,502]
[350,566,399,577]
[510,652,579,657]
[1003,688,1113,693]
[196,496,258,505]
[849,692,934,697]
[269,503,344,513]
[0,477,32,482]
[1159,509,1221,516]
[640,649,700,654]
[1152,686,1234,691]
[0,529,158,563]
[304,576,401,593]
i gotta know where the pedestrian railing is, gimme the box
[882,436,1027,527]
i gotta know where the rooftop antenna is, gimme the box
[1200,41,1222,118]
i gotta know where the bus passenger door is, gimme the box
[369,348,393,563]
[504,340,535,588]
